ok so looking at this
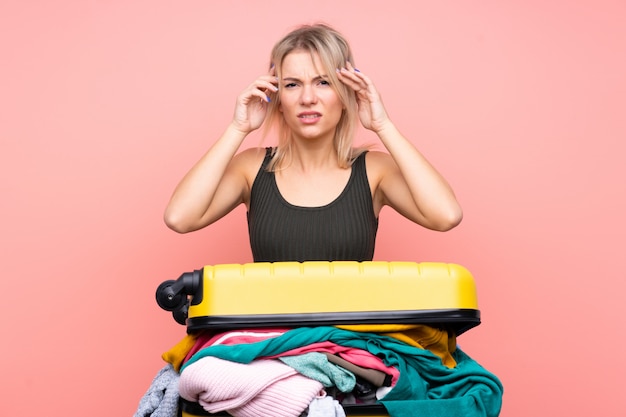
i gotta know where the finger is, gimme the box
[241,87,272,104]
[345,61,359,73]
[339,63,366,83]
[336,68,367,93]
[244,78,278,103]
[347,62,375,84]
[252,91,271,104]
[345,62,372,86]
[254,79,279,93]
[336,67,358,83]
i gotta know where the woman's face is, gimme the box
[278,50,344,143]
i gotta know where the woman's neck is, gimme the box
[286,140,340,173]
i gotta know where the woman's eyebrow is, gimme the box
[282,74,329,82]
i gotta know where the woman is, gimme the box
[164,23,462,262]
[145,27,506,417]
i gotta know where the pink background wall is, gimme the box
[1,1,625,415]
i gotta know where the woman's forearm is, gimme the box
[164,123,249,233]
[376,121,463,231]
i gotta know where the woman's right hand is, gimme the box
[231,67,278,134]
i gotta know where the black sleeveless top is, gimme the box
[247,148,378,262]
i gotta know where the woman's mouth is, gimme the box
[297,112,322,123]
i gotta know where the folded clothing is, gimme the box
[179,356,323,417]
[133,364,179,417]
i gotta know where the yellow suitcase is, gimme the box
[155,261,481,417]
[157,261,480,335]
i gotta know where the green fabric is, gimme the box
[280,352,356,392]
[181,326,503,417]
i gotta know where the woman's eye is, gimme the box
[284,82,297,88]
[319,80,330,86]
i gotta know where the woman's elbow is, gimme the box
[163,210,195,234]
[432,206,463,232]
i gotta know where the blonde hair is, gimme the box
[263,23,364,171]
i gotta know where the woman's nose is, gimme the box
[300,84,317,105]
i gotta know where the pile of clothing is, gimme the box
[134,325,503,417]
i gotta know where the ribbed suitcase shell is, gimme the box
[185,261,480,335]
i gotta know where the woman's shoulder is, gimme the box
[362,150,396,185]
[232,147,272,177]
[363,149,395,169]
[234,147,271,164]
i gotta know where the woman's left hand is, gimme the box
[337,63,391,133]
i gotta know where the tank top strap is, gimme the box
[260,147,274,170]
